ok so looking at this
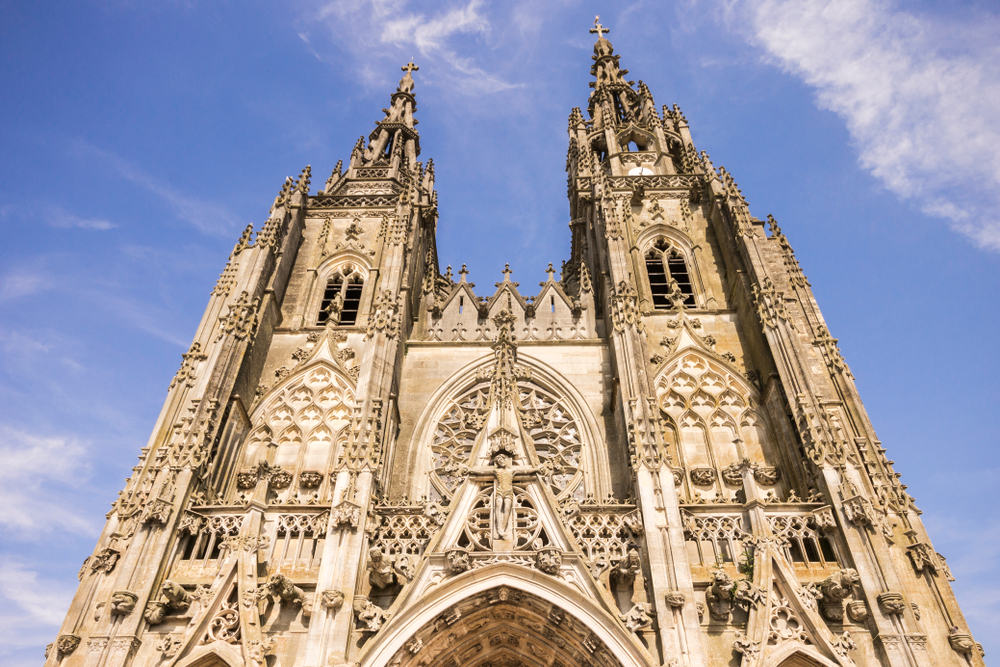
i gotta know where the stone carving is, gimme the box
[906,542,938,574]
[155,635,183,659]
[56,634,81,656]
[217,290,260,341]
[109,590,138,616]
[613,547,642,585]
[877,592,906,615]
[705,569,735,621]
[846,600,869,622]
[689,467,716,486]
[948,627,975,654]
[832,631,857,658]
[535,547,563,575]
[321,589,345,610]
[753,466,780,486]
[446,548,471,574]
[269,468,293,489]
[368,547,396,589]
[141,497,172,525]
[267,573,307,612]
[353,596,387,632]
[619,602,654,632]
[90,548,120,574]
[332,501,362,530]
[144,580,192,624]
[721,461,745,485]
[395,554,415,584]
[818,569,860,621]
[665,591,686,608]
[247,638,276,667]
[299,470,324,488]
[733,632,760,661]
[751,276,795,330]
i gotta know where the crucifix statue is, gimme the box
[485,443,546,541]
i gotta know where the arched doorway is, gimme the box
[356,566,654,667]
[377,586,625,667]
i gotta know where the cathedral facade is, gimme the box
[45,21,982,667]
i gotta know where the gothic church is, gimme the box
[45,19,982,667]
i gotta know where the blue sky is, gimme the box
[1,1,998,664]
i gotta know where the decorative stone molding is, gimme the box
[948,629,975,654]
[753,466,780,486]
[332,501,362,530]
[299,470,324,488]
[689,467,716,486]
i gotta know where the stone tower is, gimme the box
[45,20,982,667]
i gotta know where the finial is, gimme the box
[546,263,556,282]
[402,60,419,75]
[459,264,469,282]
[590,16,609,38]
[501,263,513,281]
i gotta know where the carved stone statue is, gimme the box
[353,596,387,632]
[394,554,415,584]
[535,547,563,575]
[367,547,396,589]
[488,451,543,540]
[613,547,642,586]
[321,589,345,611]
[446,548,471,574]
[267,573,307,612]
[705,570,735,621]
[619,602,654,632]
[144,580,193,625]
[110,591,138,616]
[818,569,860,621]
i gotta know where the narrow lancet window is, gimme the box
[646,239,695,309]
[317,268,364,326]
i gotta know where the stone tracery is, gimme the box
[430,378,587,501]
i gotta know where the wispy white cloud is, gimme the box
[0,426,95,538]
[0,559,77,656]
[0,271,46,302]
[47,206,115,231]
[73,140,244,237]
[726,0,1000,249]
[302,0,519,94]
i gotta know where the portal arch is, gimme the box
[356,565,654,667]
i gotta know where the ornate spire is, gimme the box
[586,17,638,127]
[361,62,422,171]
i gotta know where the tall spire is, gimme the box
[586,16,639,128]
[359,61,422,171]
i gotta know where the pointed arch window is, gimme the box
[317,267,364,326]
[645,239,695,309]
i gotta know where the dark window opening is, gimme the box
[646,240,696,310]
[803,538,822,563]
[646,255,671,309]
[341,280,363,325]
[550,296,555,313]
[317,272,364,326]
[667,254,696,306]
[788,540,805,563]
[819,537,837,563]
[459,296,464,314]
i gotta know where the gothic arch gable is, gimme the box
[356,566,655,667]
[406,353,609,503]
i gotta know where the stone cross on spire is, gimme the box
[402,60,419,75]
[590,15,609,38]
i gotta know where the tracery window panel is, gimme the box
[317,267,364,326]
[645,238,695,309]
[430,379,587,501]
